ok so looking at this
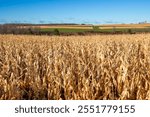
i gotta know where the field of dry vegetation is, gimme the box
[0,34,150,100]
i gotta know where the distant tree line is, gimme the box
[0,24,41,35]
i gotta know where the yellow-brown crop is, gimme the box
[0,34,150,100]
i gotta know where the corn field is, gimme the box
[0,34,150,100]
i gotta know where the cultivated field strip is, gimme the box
[0,34,150,100]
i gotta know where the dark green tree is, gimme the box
[53,29,60,35]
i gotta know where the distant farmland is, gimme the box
[31,23,150,34]
[1,23,150,35]
[30,23,150,29]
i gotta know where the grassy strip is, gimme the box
[40,28,92,33]
[40,28,150,33]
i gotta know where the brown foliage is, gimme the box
[0,34,150,100]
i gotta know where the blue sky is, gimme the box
[0,0,150,24]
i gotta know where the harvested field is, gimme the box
[100,23,150,28]
[21,23,150,30]
[24,25,93,29]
